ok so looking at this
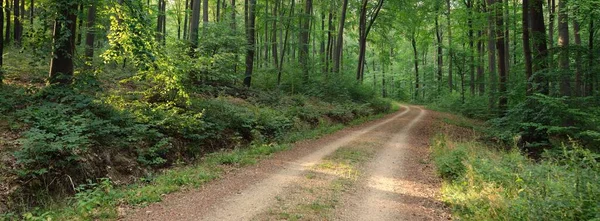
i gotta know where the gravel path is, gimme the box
[124,106,449,221]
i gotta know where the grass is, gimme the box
[260,146,375,220]
[1,106,396,221]
[432,134,600,220]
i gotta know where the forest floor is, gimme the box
[124,105,451,221]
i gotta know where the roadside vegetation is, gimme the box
[431,114,600,220]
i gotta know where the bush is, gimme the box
[434,136,600,220]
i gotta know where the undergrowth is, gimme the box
[432,134,600,220]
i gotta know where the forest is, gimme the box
[0,0,598,220]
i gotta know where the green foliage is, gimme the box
[433,136,600,220]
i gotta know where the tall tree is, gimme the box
[0,0,3,84]
[573,19,582,96]
[4,0,9,44]
[446,0,453,91]
[523,0,533,95]
[531,0,548,94]
[435,0,443,92]
[557,0,570,96]
[493,0,508,114]
[203,0,208,24]
[84,1,96,69]
[299,0,312,82]
[485,0,497,108]
[356,0,384,82]
[243,0,255,87]
[48,0,78,85]
[332,0,348,73]
[13,0,20,45]
[190,0,201,49]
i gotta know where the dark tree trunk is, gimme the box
[412,36,419,99]
[587,18,594,96]
[243,0,255,87]
[277,0,294,85]
[333,0,348,73]
[4,0,9,44]
[356,0,383,82]
[435,8,443,93]
[573,19,581,96]
[485,0,497,109]
[299,0,311,82]
[13,0,19,45]
[558,0,570,96]
[531,0,549,94]
[271,0,278,69]
[0,0,3,84]
[447,0,453,92]
[547,0,555,68]
[84,1,97,69]
[49,2,77,85]
[190,0,201,49]
[29,0,32,26]
[523,0,534,95]
[203,0,208,24]
[467,0,475,96]
[493,0,508,115]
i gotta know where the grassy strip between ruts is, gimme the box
[432,134,600,220]
[3,103,401,221]
[260,145,376,221]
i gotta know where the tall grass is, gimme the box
[432,135,600,220]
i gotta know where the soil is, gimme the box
[124,106,451,221]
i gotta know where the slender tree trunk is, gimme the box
[190,0,201,49]
[485,0,497,108]
[325,10,333,74]
[183,0,189,40]
[467,0,475,96]
[477,29,485,95]
[0,0,3,84]
[277,0,294,85]
[558,0,570,96]
[13,0,19,45]
[49,2,77,85]
[29,0,32,26]
[356,0,383,82]
[446,0,453,92]
[412,36,419,99]
[271,0,279,69]
[573,19,581,96]
[494,0,508,115]
[435,10,443,93]
[243,0,255,87]
[531,0,548,94]
[523,0,533,95]
[587,18,594,96]
[203,0,208,24]
[4,0,9,44]
[216,0,220,22]
[84,1,97,69]
[547,0,555,68]
[333,0,348,73]
[299,0,311,82]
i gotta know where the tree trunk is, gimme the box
[84,1,97,69]
[49,2,77,85]
[203,0,208,24]
[558,0,570,96]
[4,0,9,44]
[13,0,19,45]
[485,0,497,108]
[277,0,294,85]
[333,0,348,73]
[190,0,201,49]
[446,0,453,92]
[587,18,594,96]
[412,36,419,99]
[467,0,475,96]
[299,0,311,82]
[243,0,255,87]
[523,0,534,95]
[573,19,581,96]
[493,0,508,115]
[547,0,555,68]
[271,0,279,69]
[0,0,3,84]
[356,0,383,82]
[435,9,443,93]
[183,0,189,40]
[531,0,548,94]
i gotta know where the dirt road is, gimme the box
[125,106,450,221]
